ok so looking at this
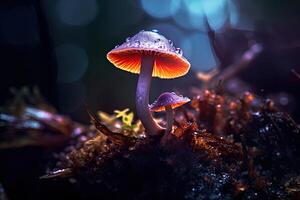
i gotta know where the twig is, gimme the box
[209,43,263,87]
[291,69,300,80]
[196,68,219,83]
[40,168,72,179]
[85,107,135,146]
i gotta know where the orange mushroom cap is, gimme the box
[149,92,190,112]
[107,30,190,79]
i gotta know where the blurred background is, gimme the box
[0,0,300,123]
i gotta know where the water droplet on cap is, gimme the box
[126,37,131,42]
[135,40,140,46]
[152,29,159,33]
[175,48,183,56]
[115,45,119,48]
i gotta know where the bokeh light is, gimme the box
[142,0,240,32]
[205,5,227,31]
[55,44,88,83]
[140,0,180,19]
[228,0,239,26]
[201,0,226,16]
[181,33,217,71]
[56,0,99,26]
[172,1,206,31]
[181,0,227,31]
[184,0,204,15]
[269,92,296,112]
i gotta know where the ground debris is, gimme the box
[33,89,300,199]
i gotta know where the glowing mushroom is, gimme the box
[149,92,190,133]
[107,30,190,135]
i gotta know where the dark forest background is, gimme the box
[0,0,299,122]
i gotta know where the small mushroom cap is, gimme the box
[107,30,190,79]
[149,92,190,112]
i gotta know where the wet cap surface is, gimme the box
[107,30,190,79]
[149,92,190,112]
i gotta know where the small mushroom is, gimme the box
[149,92,190,133]
[107,30,190,135]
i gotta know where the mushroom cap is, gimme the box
[149,92,190,112]
[107,30,190,79]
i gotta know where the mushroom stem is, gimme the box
[136,55,163,135]
[160,105,174,146]
[165,105,174,133]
